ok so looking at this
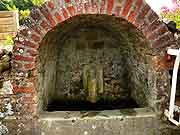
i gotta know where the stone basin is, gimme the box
[39,108,159,135]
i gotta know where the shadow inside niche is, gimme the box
[46,98,139,111]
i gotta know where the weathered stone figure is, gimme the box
[83,64,104,103]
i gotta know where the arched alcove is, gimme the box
[12,0,175,114]
[37,14,155,111]
[9,0,180,134]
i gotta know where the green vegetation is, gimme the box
[161,7,180,29]
[0,0,46,23]
[160,0,180,29]
[4,35,14,46]
[0,0,46,46]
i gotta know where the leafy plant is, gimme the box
[160,0,180,29]
[0,0,46,46]
[4,36,14,46]
[0,0,46,22]
[32,0,45,6]
[161,8,180,29]
[19,9,30,20]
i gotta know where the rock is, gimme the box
[0,81,13,95]
[0,123,9,135]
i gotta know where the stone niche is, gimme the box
[37,14,154,112]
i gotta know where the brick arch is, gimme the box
[14,0,175,49]
[12,0,176,112]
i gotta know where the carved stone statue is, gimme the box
[83,64,104,103]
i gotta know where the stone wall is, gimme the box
[11,0,176,114]
[0,0,179,134]
[38,15,151,111]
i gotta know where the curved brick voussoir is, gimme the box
[88,0,100,14]
[12,0,175,59]
[39,3,57,27]
[121,0,134,18]
[13,0,175,51]
[152,32,176,49]
[146,23,169,41]
[30,8,52,35]
[127,0,143,22]
[12,0,177,97]
[22,17,42,36]
[133,4,151,29]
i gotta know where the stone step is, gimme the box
[39,108,161,135]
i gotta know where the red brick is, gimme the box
[107,0,114,15]
[61,8,69,19]
[147,10,159,24]
[54,12,63,23]
[152,34,171,48]
[152,54,175,71]
[64,0,70,3]
[148,21,162,33]
[134,4,151,27]
[19,28,29,37]
[31,34,41,42]
[91,1,99,13]
[140,4,151,18]
[100,0,106,14]
[22,95,35,104]
[67,6,76,16]
[143,20,162,36]
[112,0,123,16]
[142,12,159,36]
[47,1,55,9]
[76,3,84,14]
[45,12,56,27]
[40,20,50,32]
[84,2,90,13]
[128,0,143,22]
[26,49,37,56]
[14,40,25,48]
[24,63,35,70]
[121,0,132,17]
[25,40,39,49]
[114,6,121,16]
[31,24,41,35]
[13,86,34,94]
[14,55,35,62]
[30,8,42,22]
[27,103,37,113]
[40,5,56,27]
[147,25,169,40]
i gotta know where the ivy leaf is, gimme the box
[32,0,45,6]
[161,7,180,29]
[4,35,13,46]
[19,9,30,20]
